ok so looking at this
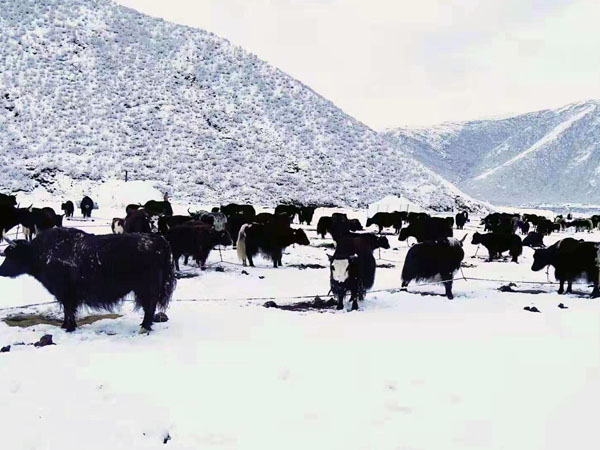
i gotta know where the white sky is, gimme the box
[114,0,600,129]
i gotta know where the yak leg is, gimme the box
[173,255,181,272]
[567,281,574,294]
[442,273,454,299]
[336,293,345,310]
[558,280,565,294]
[351,292,359,311]
[247,254,255,267]
[401,280,409,291]
[62,301,77,332]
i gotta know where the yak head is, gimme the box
[376,236,390,249]
[531,248,551,272]
[293,229,310,246]
[215,230,233,247]
[328,254,358,283]
[0,238,35,278]
[471,232,482,245]
[398,226,411,242]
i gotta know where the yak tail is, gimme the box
[158,253,177,310]
[237,224,249,265]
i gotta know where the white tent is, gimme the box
[367,195,424,218]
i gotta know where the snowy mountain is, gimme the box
[0,0,485,212]
[383,100,600,206]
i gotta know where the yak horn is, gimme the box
[459,234,468,243]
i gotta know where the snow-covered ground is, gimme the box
[2,204,600,449]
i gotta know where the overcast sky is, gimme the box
[115,0,600,129]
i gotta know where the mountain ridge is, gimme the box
[0,0,485,212]
[383,100,600,206]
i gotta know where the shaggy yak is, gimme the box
[0,228,176,333]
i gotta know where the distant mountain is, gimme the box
[383,101,600,206]
[0,0,485,211]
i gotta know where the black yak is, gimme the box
[401,236,466,299]
[298,206,316,225]
[237,222,309,267]
[19,207,63,241]
[329,234,379,310]
[366,212,404,234]
[166,223,232,270]
[455,212,468,230]
[316,216,332,238]
[61,201,74,218]
[523,231,545,248]
[144,200,173,217]
[398,217,452,243]
[471,232,522,262]
[0,228,176,332]
[124,208,154,233]
[274,204,300,222]
[532,238,600,297]
[221,203,256,218]
[80,196,94,218]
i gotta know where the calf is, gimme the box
[522,231,545,248]
[61,201,74,218]
[237,222,309,267]
[166,223,232,270]
[0,229,175,332]
[398,217,452,243]
[532,238,600,297]
[471,232,522,262]
[401,236,466,299]
[80,196,94,218]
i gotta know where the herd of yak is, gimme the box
[1,191,600,333]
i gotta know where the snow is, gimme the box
[3,202,600,449]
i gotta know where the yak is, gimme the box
[471,232,522,262]
[455,212,468,230]
[237,222,309,267]
[0,228,176,332]
[61,201,74,218]
[401,236,466,299]
[329,234,379,311]
[80,196,94,218]
[298,206,316,225]
[399,217,452,243]
[166,223,232,271]
[523,231,545,248]
[532,238,600,297]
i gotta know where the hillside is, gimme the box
[383,101,600,206]
[0,0,484,211]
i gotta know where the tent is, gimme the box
[367,195,424,218]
